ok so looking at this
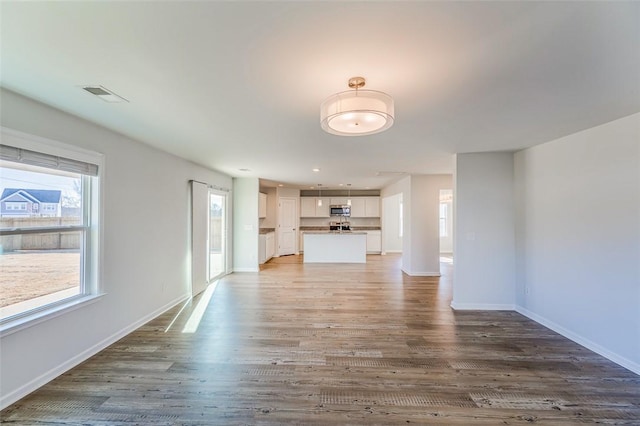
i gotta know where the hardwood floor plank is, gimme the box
[2,254,639,424]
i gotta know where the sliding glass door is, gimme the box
[208,190,226,281]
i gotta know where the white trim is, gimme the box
[233,268,259,273]
[516,305,640,376]
[1,126,104,165]
[450,302,516,311]
[401,269,440,277]
[0,294,104,337]
[0,293,189,410]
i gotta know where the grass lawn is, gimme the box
[0,251,79,308]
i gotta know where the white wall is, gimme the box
[0,88,232,408]
[382,193,402,253]
[453,153,516,310]
[514,113,640,373]
[232,177,259,272]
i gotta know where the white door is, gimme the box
[278,197,297,255]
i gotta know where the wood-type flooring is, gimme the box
[2,254,639,424]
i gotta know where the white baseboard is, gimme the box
[450,301,515,311]
[233,268,259,273]
[516,306,640,376]
[0,294,190,410]
[401,268,440,277]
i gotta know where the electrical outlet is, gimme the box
[525,286,530,295]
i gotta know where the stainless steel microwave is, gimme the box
[330,205,351,217]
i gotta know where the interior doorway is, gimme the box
[208,190,227,281]
[439,189,453,263]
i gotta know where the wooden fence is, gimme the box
[0,217,82,252]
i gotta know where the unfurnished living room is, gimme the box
[0,1,639,425]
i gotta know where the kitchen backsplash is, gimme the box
[300,217,381,227]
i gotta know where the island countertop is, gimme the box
[302,231,367,235]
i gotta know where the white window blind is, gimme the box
[0,144,99,176]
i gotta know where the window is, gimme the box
[439,203,448,237]
[5,202,26,210]
[0,133,102,332]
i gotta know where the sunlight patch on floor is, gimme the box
[182,281,218,334]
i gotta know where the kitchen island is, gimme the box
[303,232,367,263]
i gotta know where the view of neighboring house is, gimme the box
[0,188,62,217]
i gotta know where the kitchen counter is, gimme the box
[299,226,380,232]
[303,232,366,263]
[303,231,366,235]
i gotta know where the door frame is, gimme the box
[208,188,228,281]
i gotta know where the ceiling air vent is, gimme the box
[82,85,128,103]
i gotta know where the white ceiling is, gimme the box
[2,1,638,189]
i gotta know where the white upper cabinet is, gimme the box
[300,197,317,217]
[259,192,267,218]
[349,197,380,217]
[316,198,331,217]
[365,197,380,217]
[301,196,379,217]
[349,198,366,217]
[300,197,330,217]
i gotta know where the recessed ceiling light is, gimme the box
[81,85,128,103]
[338,183,344,186]
[278,184,284,187]
[238,168,251,172]
[312,168,320,172]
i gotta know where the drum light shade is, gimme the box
[320,77,394,136]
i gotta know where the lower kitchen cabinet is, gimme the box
[365,230,382,253]
[259,232,275,264]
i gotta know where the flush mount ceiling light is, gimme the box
[320,76,394,136]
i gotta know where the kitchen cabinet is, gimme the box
[330,197,348,206]
[349,198,366,217]
[299,232,304,252]
[300,197,330,217]
[316,198,330,217]
[365,230,382,253]
[300,197,316,217]
[258,192,267,218]
[266,232,275,260]
[365,197,380,217]
[259,231,275,264]
[349,197,380,217]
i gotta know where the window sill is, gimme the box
[0,293,105,338]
